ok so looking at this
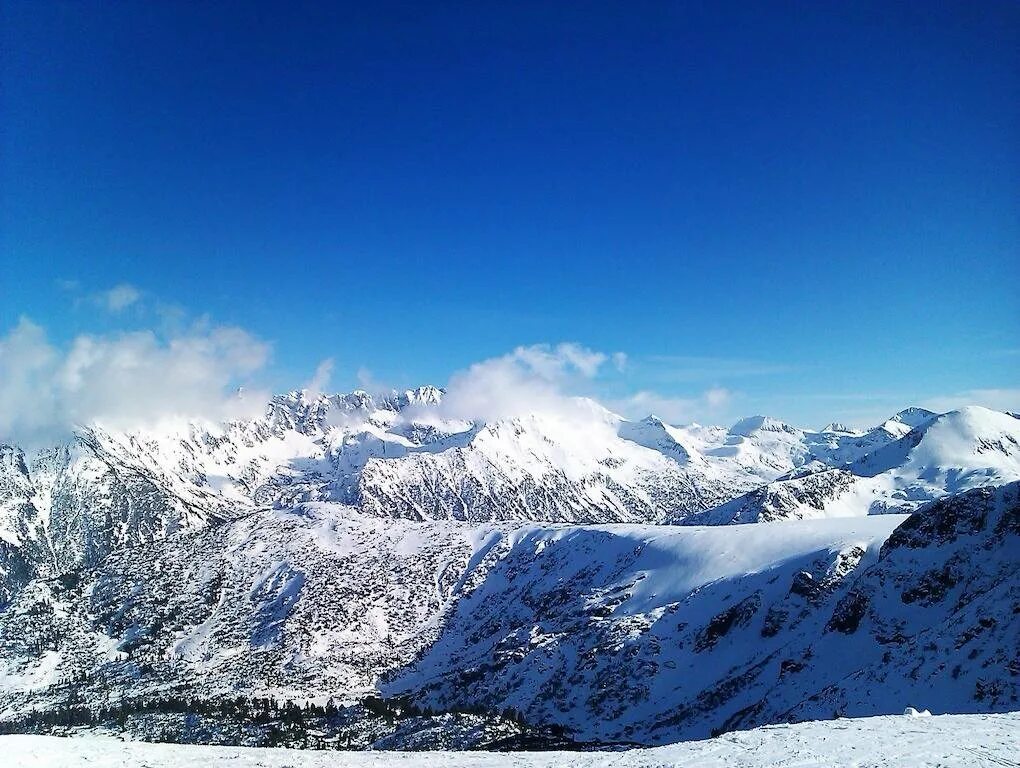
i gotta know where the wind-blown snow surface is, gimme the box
[5,711,1020,767]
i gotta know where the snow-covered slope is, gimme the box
[386,483,1019,743]
[0,503,499,714]
[1,483,1015,747]
[5,711,1020,767]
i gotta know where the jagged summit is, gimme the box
[728,415,802,437]
[822,422,858,434]
[1,395,1017,573]
[889,406,937,427]
[616,415,701,465]
[876,406,938,438]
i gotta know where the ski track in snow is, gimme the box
[4,711,1020,767]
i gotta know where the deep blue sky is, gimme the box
[2,1,1018,426]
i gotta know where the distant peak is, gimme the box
[405,384,444,404]
[822,422,856,434]
[277,389,329,406]
[889,407,937,427]
[617,415,696,463]
[381,385,445,411]
[728,415,800,437]
[333,390,375,410]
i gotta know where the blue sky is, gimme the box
[1,1,1017,429]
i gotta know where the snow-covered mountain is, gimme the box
[0,481,1016,746]
[1,392,1017,613]
[0,390,1018,748]
[2,390,1017,582]
[385,483,1018,743]
[0,388,823,596]
[687,406,1020,525]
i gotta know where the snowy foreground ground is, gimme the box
[4,712,1020,768]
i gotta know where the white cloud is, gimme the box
[511,343,608,380]
[921,388,1020,415]
[0,317,271,446]
[640,355,794,382]
[23,313,990,448]
[609,387,734,424]
[303,358,334,396]
[403,343,735,427]
[432,343,613,424]
[355,366,390,395]
[63,282,145,314]
[99,283,142,312]
[704,386,732,409]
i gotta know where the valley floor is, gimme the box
[3,711,1019,768]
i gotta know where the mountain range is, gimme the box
[0,388,1017,747]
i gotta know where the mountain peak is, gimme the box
[384,385,445,410]
[728,415,801,437]
[822,422,857,434]
[889,406,937,428]
[616,415,701,465]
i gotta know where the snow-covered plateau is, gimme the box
[4,711,1020,767]
[0,387,1017,751]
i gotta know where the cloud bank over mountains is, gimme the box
[0,316,726,445]
[0,317,271,446]
[2,283,1017,444]
[434,343,619,424]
